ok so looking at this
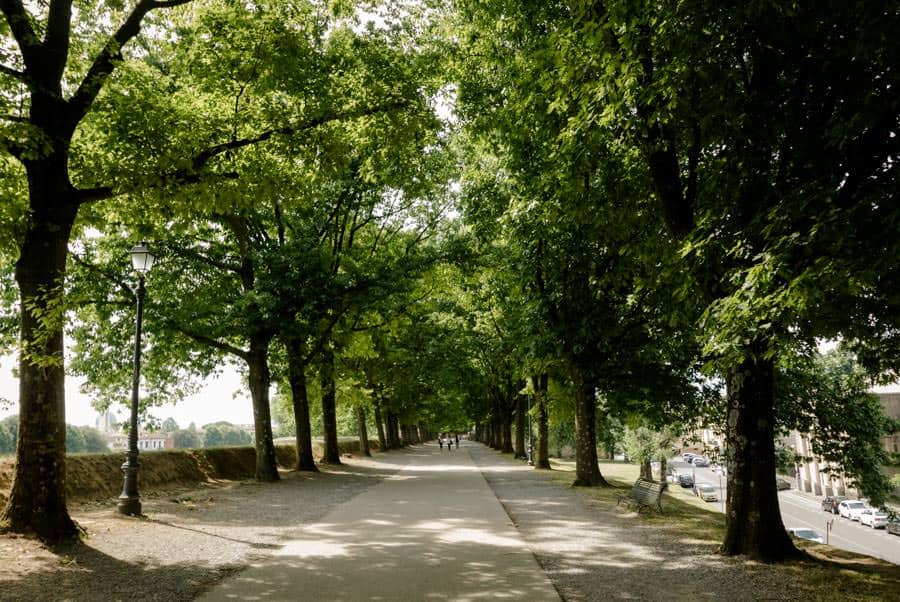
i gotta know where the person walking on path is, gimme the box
[455,433,460,449]
[444,435,453,451]
[438,437,443,450]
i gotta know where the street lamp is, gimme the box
[117,242,155,516]
[526,393,534,466]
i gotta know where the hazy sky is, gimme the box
[0,353,255,429]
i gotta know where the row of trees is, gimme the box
[451,0,899,562]
[0,1,896,567]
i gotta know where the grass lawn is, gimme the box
[542,457,900,601]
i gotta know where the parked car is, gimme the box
[787,527,825,544]
[678,474,694,488]
[682,453,695,463]
[858,508,889,529]
[821,496,847,514]
[697,484,718,502]
[692,456,710,467]
[776,478,791,491]
[887,517,900,536]
[837,500,868,521]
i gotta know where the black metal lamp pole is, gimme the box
[527,393,534,466]
[118,243,154,516]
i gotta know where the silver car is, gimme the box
[858,508,889,529]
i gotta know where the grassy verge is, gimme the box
[545,458,900,601]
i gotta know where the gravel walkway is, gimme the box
[0,453,401,602]
[0,444,850,601]
[468,445,805,601]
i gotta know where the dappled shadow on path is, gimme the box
[201,443,558,601]
[0,452,409,601]
[0,541,241,602]
[467,445,810,601]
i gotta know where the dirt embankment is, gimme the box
[0,439,378,504]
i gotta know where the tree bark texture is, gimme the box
[372,398,387,450]
[722,353,799,561]
[533,374,551,469]
[286,343,317,472]
[248,337,279,482]
[640,458,653,481]
[388,413,402,448]
[514,393,526,459]
[570,365,607,487]
[356,407,371,457]
[1,172,80,540]
[320,348,341,464]
[500,410,513,454]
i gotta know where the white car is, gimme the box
[696,484,718,502]
[858,508,889,529]
[837,500,868,521]
[787,527,825,544]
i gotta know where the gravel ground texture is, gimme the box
[1,445,893,601]
[0,453,400,602]
[467,445,807,602]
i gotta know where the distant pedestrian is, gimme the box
[438,437,443,450]
[455,434,460,449]
[444,436,452,450]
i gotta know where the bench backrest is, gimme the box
[631,478,665,503]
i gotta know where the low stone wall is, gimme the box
[0,438,380,504]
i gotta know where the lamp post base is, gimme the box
[117,496,142,516]
[118,456,141,516]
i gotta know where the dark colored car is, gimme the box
[776,478,791,491]
[821,496,847,514]
[887,518,900,536]
[678,474,694,488]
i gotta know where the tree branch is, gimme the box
[0,113,29,123]
[171,325,248,361]
[69,252,134,301]
[191,100,409,172]
[0,62,26,80]
[0,0,39,66]
[67,0,194,126]
[44,1,72,83]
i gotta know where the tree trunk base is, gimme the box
[0,508,82,544]
[572,474,610,487]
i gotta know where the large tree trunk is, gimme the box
[1,172,80,541]
[514,393,526,459]
[320,348,341,464]
[570,365,607,487]
[659,456,668,483]
[500,406,514,454]
[722,353,799,561]
[640,458,653,481]
[356,407,371,457]
[286,341,317,472]
[248,337,279,482]
[373,398,387,450]
[387,413,402,448]
[533,374,551,469]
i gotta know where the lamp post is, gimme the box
[118,242,155,516]
[526,393,534,466]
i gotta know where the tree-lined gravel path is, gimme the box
[199,441,559,601]
[0,443,841,601]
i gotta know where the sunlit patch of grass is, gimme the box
[541,456,900,601]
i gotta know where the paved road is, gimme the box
[199,442,560,601]
[674,459,900,564]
